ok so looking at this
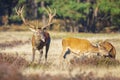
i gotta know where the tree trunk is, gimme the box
[77,0,80,3]
[2,15,8,27]
[41,1,46,26]
[26,0,37,19]
[33,0,38,19]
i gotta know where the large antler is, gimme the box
[15,6,35,29]
[42,6,56,29]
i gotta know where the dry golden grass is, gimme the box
[0,31,120,79]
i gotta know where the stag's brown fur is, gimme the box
[32,30,50,63]
[15,6,56,63]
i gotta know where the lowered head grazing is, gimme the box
[60,37,109,60]
[99,40,116,59]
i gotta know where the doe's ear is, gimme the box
[96,43,99,47]
[97,43,102,48]
[29,28,36,32]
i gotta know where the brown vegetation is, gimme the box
[0,63,25,80]
[70,56,120,67]
[0,25,28,31]
[0,56,120,80]
[0,53,29,69]
[0,40,30,50]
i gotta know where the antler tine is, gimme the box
[44,7,50,15]
[15,5,35,29]
[15,7,19,15]
[42,7,56,29]
[15,6,24,16]
[44,6,56,17]
[18,7,21,13]
[47,6,56,16]
[47,6,52,13]
[47,14,55,25]
[20,6,24,14]
[53,8,56,16]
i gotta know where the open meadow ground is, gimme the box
[0,31,120,80]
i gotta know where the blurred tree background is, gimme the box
[0,0,120,33]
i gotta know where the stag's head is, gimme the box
[15,6,56,42]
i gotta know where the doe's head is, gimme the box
[97,44,109,57]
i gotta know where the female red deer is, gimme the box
[61,37,109,59]
[99,41,116,59]
[15,6,56,63]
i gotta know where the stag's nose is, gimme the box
[41,38,45,42]
[41,34,45,42]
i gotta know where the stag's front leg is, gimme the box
[39,49,43,63]
[32,48,36,63]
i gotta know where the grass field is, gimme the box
[0,31,120,80]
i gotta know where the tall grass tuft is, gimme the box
[70,56,120,67]
[0,53,29,69]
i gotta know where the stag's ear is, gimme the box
[29,28,36,32]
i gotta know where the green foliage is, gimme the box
[98,0,111,13]
[18,0,26,4]
[0,0,120,32]
[51,0,90,20]
[38,7,44,15]
[9,15,21,22]
[98,0,120,15]
[96,0,120,28]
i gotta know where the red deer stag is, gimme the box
[61,37,109,59]
[15,6,56,63]
[99,41,116,59]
